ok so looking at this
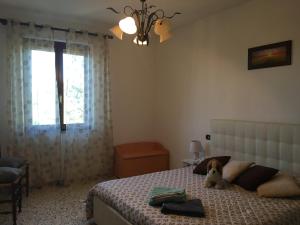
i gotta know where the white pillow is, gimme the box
[222,160,254,183]
[257,173,300,198]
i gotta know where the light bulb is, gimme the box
[119,17,137,34]
[133,36,148,46]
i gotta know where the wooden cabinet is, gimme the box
[114,142,169,178]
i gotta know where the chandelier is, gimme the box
[107,0,181,46]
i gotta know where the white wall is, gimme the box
[155,0,300,168]
[110,37,156,144]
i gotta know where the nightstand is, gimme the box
[182,159,201,167]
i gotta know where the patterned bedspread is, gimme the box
[86,167,300,225]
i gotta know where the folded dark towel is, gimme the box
[161,199,205,218]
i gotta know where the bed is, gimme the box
[86,119,300,225]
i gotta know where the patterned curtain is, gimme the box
[5,21,113,186]
[61,30,114,183]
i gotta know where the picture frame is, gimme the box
[248,40,292,70]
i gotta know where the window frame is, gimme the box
[54,41,67,131]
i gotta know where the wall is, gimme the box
[154,0,300,168]
[110,37,156,144]
[0,24,156,147]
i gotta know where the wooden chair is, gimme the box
[0,167,23,225]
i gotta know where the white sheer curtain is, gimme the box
[5,21,113,186]
[61,30,114,183]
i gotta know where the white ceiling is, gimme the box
[0,0,251,31]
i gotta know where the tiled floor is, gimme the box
[0,180,101,225]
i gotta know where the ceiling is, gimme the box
[0,0,251,31]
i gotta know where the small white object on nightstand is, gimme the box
[189,140,205,161]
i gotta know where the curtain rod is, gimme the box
[0,18,113,39]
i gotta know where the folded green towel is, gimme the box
[149,187,185,197]
[149,195,186,206]
[149,187,186,206]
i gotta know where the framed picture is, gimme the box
[248,40,292,70]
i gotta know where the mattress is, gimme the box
[86,167,300,225]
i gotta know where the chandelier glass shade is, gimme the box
[119,17,137,34]
[107,0,181,46]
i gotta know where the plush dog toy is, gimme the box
[204,159,225,189]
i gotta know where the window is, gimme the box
[31,42,86,130]
[31,50,56,125]
[63,53,85,124]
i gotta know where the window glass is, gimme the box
[63,54,85,124]
[31,50,56,125]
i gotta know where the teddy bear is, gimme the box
[204,159,225,189]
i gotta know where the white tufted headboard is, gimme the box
[210,119,300,176]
